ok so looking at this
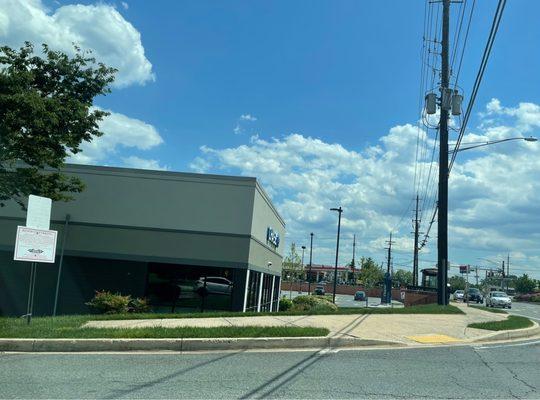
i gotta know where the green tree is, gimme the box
[515,274,537,294]
[448,275,466,291]
[0,42,116,209]
[393,269,413,287]
[358,257,384,289]
[282,242,303,281]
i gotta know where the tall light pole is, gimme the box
[330,207,343,304]
[301,245,306,293]
[308,233,314,294]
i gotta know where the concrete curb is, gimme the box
[472,320,540,343]
[0,336,404,353]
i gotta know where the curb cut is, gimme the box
[0,336,404,353]
[472,320,540,343]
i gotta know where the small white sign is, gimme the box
[26,195,52,230]
[400,291,406,300]
[14,226,58,263]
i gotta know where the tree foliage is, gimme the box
[282,242,303,280]
[448,275,466,291]
[0,42,116,208]
[393,269,413,287]
[358,257,384,288]
[514,274,537,294]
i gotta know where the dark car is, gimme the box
[354,291,367,301]
[466,288,483,303]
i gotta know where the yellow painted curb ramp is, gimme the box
[407,334,461,344]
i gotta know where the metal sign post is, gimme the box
[14,195,57,324]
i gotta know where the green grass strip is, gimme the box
[469,305,507,314]
[468,315,533,331]
[0,318,328,339]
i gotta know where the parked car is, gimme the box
[466,288,483,303]
[453,290,464,301]
[486,291,512,308]
[195,276,233,295]
[314,285,325,295]
[354,291,367,301]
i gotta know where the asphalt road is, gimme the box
[280,291,402,308]
[508,301,540,322]
[1,340,539,399]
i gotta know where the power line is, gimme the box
[449,0,507,172]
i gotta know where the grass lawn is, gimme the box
[0,316,328,339]
[0,304,462,339]
[469,305,508,314]
[67,303,463,320]
[468,316,534,331]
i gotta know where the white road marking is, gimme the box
[474,339,540,350]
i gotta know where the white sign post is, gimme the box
[14,195,57,324]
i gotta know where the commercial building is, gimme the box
[0,164,285,316]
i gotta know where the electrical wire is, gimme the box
[449,0,507,172]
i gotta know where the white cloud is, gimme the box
[122,156,167,171]
[121,1,129,10]
[0,0,154,87]
[191,100,540,278]
[240,114,257,121]
[69,107,163,164]
[234,113,258,134]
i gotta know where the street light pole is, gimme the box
[330,207,343,304]
[449,137,537,153]
[308,233,314,295]
[301,245,306,294]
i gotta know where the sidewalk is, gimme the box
[84,304,509,345]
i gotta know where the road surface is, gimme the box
[1,340,539,398]
[508,301,540,322]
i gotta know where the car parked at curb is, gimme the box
[453,290,464,301]
[486,291,512,308]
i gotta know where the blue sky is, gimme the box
[3,0,540,279]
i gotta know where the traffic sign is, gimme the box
[26,195,52,230]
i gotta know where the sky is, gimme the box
[1,0,540,279]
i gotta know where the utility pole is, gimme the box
[386,232,394,275]
[412,194,420,286]
[308,233,314,294]
[437,0,451,306]
[475,266,479,286]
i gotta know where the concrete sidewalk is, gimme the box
[84,304,508,345]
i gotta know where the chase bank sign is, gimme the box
[266,227,280,248]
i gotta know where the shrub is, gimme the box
[279,297,293,311]
[86,291,131,314]
[128,297,151,313]
[291,295,338,313]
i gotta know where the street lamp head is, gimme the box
[524,136,538,142]
[301,246,306,250]
[330,207,343,212]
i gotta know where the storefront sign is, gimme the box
[266,227,280,248]
[14,226,58,263]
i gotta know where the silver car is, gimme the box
[453,290,464,301]
[486,291,512,308]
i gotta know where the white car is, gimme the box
[486,291,512,308]
[195,277,233,295]
[453,290,464,301]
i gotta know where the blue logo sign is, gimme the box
[266,227,280,248]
